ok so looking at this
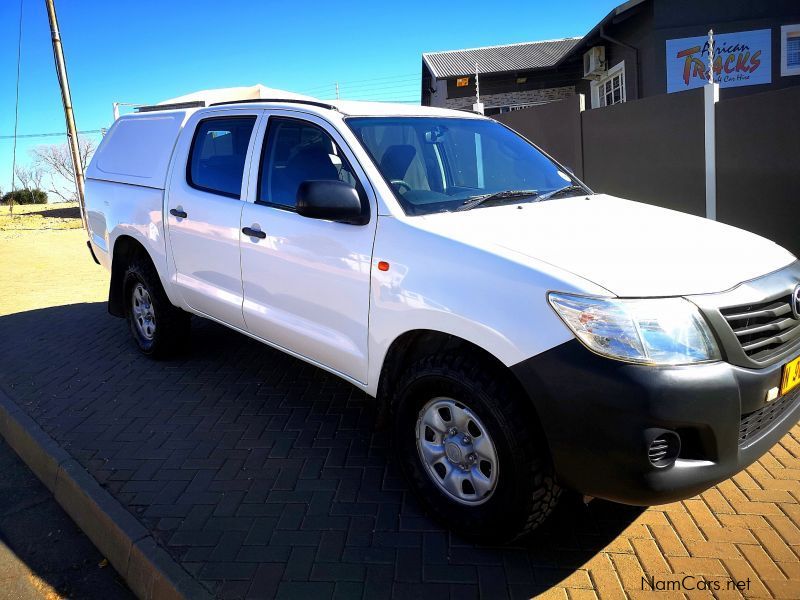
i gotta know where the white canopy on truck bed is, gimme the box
[86,110,189,189]
[88,85,320,189]
[158,84,318,106]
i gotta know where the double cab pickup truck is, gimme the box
[84,94,800,542]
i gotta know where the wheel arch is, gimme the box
[376,329,545,432]
[108,235,157,317]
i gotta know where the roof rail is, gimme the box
[135,101,206,113]
[209,98,339,111]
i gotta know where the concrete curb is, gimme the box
[0,389,212,600]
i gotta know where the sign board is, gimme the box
[456,77,470,87]
[666,29,771,93]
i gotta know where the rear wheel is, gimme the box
[123,258,189,358]
[392,351,560,543]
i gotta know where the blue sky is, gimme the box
[0,0,620,195]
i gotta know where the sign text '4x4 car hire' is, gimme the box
[666,29,772,93]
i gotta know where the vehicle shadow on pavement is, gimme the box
[0,302,644,598]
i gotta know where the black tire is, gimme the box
[392,351,561,543]
[123,257,189,358]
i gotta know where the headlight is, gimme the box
[548,293,720,365]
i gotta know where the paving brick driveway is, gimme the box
[0,226,799,599]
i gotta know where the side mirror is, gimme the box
[296,180,366,225]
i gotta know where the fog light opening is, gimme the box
[648,432,681,468]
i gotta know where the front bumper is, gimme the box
[511,339,800,505]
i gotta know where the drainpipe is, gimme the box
[600,26,640,99]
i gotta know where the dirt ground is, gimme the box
[0,203,106,316]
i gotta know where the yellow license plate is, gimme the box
[781,355,800,396]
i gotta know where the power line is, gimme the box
[340,89,420,100]
[298,72,419,94]
[0,129,104,140]
[332,95,421,103]
[329,77,420,92]
[337,82,421,95]
[366,100,420,104]
[298,72,418,91]
[305,82,421,97]
[335,71,419,85]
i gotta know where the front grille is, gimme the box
[739,388,800,448]
[720,294,800,362]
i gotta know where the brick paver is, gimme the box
[0,227,798,599]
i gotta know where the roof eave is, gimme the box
[421,53,440,80]
[422,37,582,80]
[439,62,575,80]
[553,0,648,67]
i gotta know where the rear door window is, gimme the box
[188,116,257,198]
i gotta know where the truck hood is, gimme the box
[414,194,796,297]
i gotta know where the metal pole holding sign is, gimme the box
[44,0,87,229]
[707,29,715,84]
[704,30,718,221]
[473,62,484,114]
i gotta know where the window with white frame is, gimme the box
[591,61,626,109]
[781,24,800,76]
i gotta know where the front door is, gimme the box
[166,111,259,329]
[239,112,376,383]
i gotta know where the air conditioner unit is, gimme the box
[583,46,607,80]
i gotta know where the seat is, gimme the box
[380,145,416,181]
[273,145,339,205]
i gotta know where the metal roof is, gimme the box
[422,37,582,79]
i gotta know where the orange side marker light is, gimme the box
[378,261,390,272]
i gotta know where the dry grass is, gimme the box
[0,202,83,233]
[0,228,107,316]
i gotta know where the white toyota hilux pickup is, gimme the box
[85,95,800,542]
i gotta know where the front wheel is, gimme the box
[392,352,561,543]
[123,258,189,358]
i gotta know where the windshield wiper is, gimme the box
[455,189,540,212]
[535,184,587,202]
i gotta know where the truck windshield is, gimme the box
[346,117,587,216]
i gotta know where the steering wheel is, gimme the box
[390,179,412,194]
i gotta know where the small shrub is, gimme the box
[1,189,48,205]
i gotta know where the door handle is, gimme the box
[169,208,188,219]
[242,226,266,239]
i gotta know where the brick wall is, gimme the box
[445,85,575,110]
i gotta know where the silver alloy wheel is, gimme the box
[131,283,156,340]
[416,397,499,505]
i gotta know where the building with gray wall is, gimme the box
[422,0,800,114]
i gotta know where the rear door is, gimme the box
[239,111,377,383]
[166,110,260,329]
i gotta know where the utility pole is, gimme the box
[44,0,86,228]
[335,82,340,100]
[9,0,24,217]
